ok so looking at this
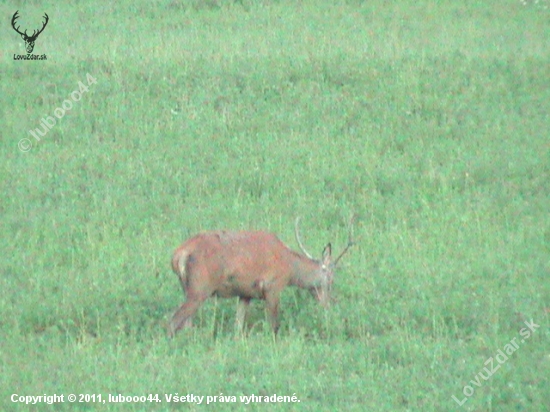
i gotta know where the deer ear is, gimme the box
[322,243,332,264]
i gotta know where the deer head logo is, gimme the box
[11,11,49,54]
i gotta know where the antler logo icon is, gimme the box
[11,10,49,54]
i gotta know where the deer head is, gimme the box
[294,214,356,306]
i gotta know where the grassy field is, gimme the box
[1,0,549,410]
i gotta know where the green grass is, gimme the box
[1,0,549,410]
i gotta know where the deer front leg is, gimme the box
[265,293,281,334]
[236,297,251,332]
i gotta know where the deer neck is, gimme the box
[288,252,323,290]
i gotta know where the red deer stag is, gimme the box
[168,217,354,337]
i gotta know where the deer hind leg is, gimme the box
[168,293,207,338]
[169,258,217,337]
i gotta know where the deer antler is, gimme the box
[11,11,25,37]
[333,214,356,265]
[11,11,49,40]
[30,13,49,40]
[294,217,314,259]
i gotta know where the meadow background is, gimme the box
[1,0,549,410]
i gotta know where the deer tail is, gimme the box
[171,247,192,281]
